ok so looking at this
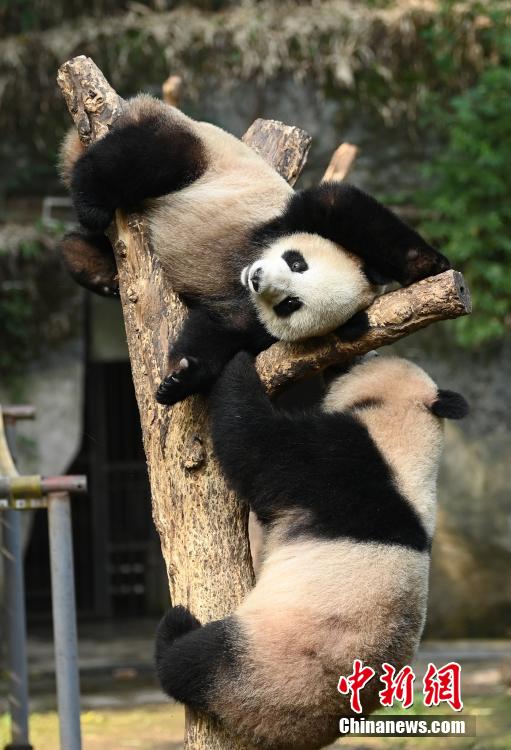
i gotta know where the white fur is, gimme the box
[323,356,444,537]
[213,536,429,749]
[210,357,444,750]
[241,232,380,340]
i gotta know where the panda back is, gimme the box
[146,119,292,298]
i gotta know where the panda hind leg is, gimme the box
[70,96,206,232]
[59,230,119,298]
[155,606,239,715]
[155,307,248,405]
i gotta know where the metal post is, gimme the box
[47,492,82,750]
[2,419,32,750]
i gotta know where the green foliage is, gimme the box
[0,238,44,379]
[416,3,511,346]
[0,227,81,382]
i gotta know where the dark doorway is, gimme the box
[25,357,166,621]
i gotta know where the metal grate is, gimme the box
[25,360,162,620]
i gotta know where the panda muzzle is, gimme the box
[249,266,263,293]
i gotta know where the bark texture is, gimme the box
[57,55,311,750]
[257,270,471,395]
[57,55,471,750]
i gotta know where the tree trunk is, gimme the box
[57,55,471,749]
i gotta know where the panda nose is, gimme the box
[250,266,263,293]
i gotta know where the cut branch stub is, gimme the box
[322,142,359,182]
[57,55,123,144]
[162,74,183,107]
[242,118,311,186]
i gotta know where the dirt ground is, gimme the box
[1,692,510,750]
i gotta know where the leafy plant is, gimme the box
[0,227,81,382]
[416,4,511,346]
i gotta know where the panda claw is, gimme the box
[155,355,203,405]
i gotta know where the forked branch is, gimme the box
[57,55,471,750]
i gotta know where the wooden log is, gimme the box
[257,270,471,395]
[162,74,183,107]
[242,118,311,186]
[57,55,471,750]
[322,142,358,182]
[57,55,312,750]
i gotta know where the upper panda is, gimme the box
[60,94,450,404]
[154,351,469,750]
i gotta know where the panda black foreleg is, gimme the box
[155,606,239,714]
[70,97,206,232]
[209,352,290,504]
[155,307,249,405]
[334,310,370,342]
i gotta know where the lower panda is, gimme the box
[59,95,450,404]
[154,351,468,750]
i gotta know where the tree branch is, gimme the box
[162,74,183,107]
[257,270,471,395]
[57,55,471,750]
[322,142,358,182]
[57,55,313,750]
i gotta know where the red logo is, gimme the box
[337,659,376,714]
[378,663,416,709]
[423,662,463,712]
[337,661,463,714]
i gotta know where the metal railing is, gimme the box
[0,406,86,750]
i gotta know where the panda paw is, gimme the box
[155,356,204,405]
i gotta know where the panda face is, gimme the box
[241,232,380,341]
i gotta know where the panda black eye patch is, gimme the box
[273,296,303,317]
[282,249,308,273]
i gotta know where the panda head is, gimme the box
[240,232,384,341]
[323,354,469,423]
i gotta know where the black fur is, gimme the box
[155,302,275,405]
[272,296,303,318]
[348,397,384,411]
[282,249,308,273]
[251,182,450,286]
[334,310,371,341]
[71,114,206,231]
[431,389,470,420]
[64,100,449,406]
[209,352,429,551]
[155,606,240,713]
[59,231,119,297]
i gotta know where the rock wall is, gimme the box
[394,331,511,637]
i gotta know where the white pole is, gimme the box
[2,418,32,750]
[47,492,82,750]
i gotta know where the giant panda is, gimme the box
[154,351,468,750]
[60,95,450,405]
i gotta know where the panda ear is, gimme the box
[363,264,393,287]
[430,389,469,420]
